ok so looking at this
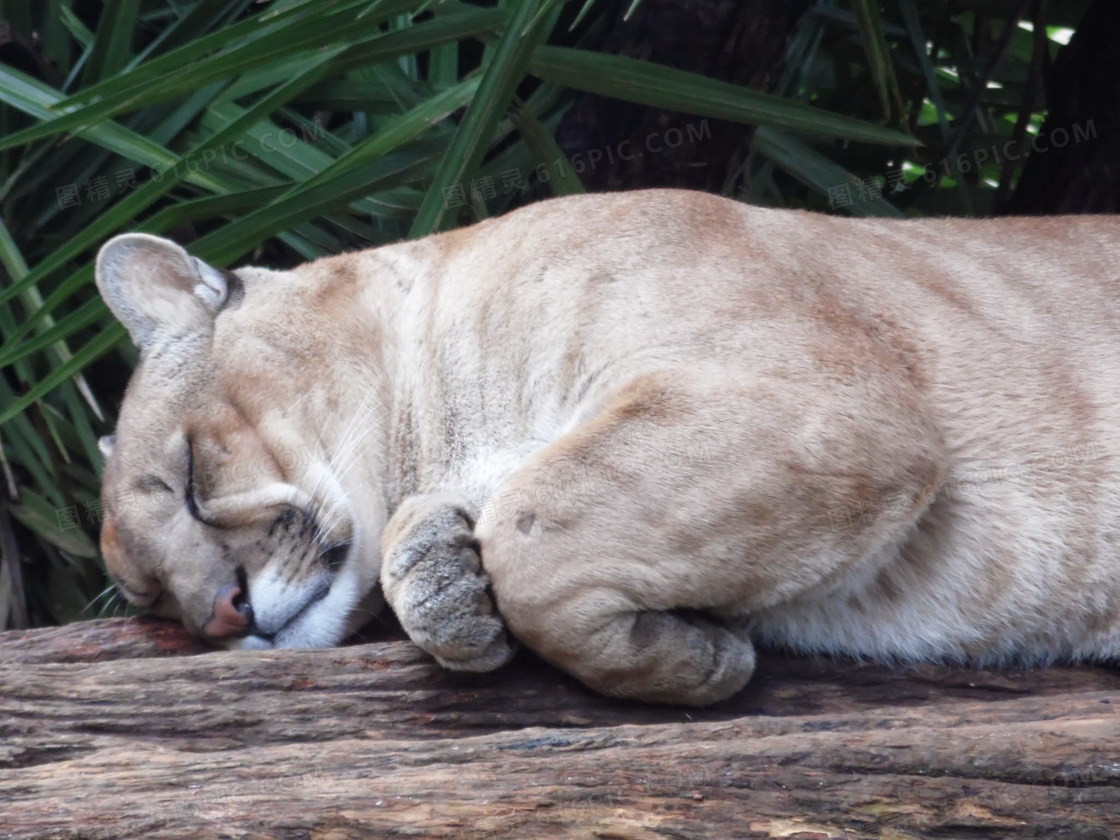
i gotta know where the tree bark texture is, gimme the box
[555,0,812,193]
[999,0,1120,214]
[1,617,1118,839]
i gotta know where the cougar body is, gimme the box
[96,190,1120,704]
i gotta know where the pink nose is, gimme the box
[203,585,253,639]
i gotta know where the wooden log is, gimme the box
[1,617,1118,839]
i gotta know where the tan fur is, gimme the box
[95,189,1120,705]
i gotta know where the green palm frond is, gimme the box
[0,0,1081,627]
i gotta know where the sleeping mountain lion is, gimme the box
[94,189,1120,705]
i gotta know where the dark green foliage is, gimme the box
[0,0,1085,627]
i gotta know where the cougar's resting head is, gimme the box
[95,234,384,649]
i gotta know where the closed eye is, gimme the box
[186,488,204,521]
[185,443,208,523]
[320,540,351,572]
[139,475,173,493]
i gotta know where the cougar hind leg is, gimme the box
[475,369,945,705]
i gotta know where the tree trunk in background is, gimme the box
[999,0,1120,214]
[556,0,812,193]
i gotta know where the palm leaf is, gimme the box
[528,46,918,146]
[0,0,1069,629]
[409,1,562,235]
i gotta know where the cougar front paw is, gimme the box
[381,501,514,672]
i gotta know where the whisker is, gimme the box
[82,583,136,618]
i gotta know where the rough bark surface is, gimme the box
[999,0,1120,214]
[555,0,812,193]
[1,617,1118,839]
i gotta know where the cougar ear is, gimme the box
[95,233,229,349]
